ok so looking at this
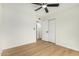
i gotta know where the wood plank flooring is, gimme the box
[2,40,79,56]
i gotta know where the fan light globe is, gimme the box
[42,5,47,8]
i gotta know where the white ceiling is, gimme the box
[4,3,79,20]
[29,3,79,19]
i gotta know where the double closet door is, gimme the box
[42,19,56,43]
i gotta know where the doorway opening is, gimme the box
[36,18,56,44]
[36,19,42,41]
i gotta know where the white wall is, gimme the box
[0,3,36,50]
[0,3,79,52]
[41,3,79,51]
[0,4,3,51]
[56,3,79,51]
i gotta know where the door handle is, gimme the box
[33,27,35,30]
[46,31,48,33]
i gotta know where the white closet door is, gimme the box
[42,20,49,41]
[48,20,56,43]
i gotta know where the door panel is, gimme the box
[42,20,49,41]
[42,19,56,43]
[48,20,56,43]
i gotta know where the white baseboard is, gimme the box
[2,40,36,51]
[56,43,79,52]
[0,40,36,56]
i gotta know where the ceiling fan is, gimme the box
[32,3,59,13]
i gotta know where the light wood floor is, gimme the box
[2,40,79,56]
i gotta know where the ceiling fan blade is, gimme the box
[47,3,59,7]
[32,3,42,5]
[45,7,48,13]
[35,7,42,11]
